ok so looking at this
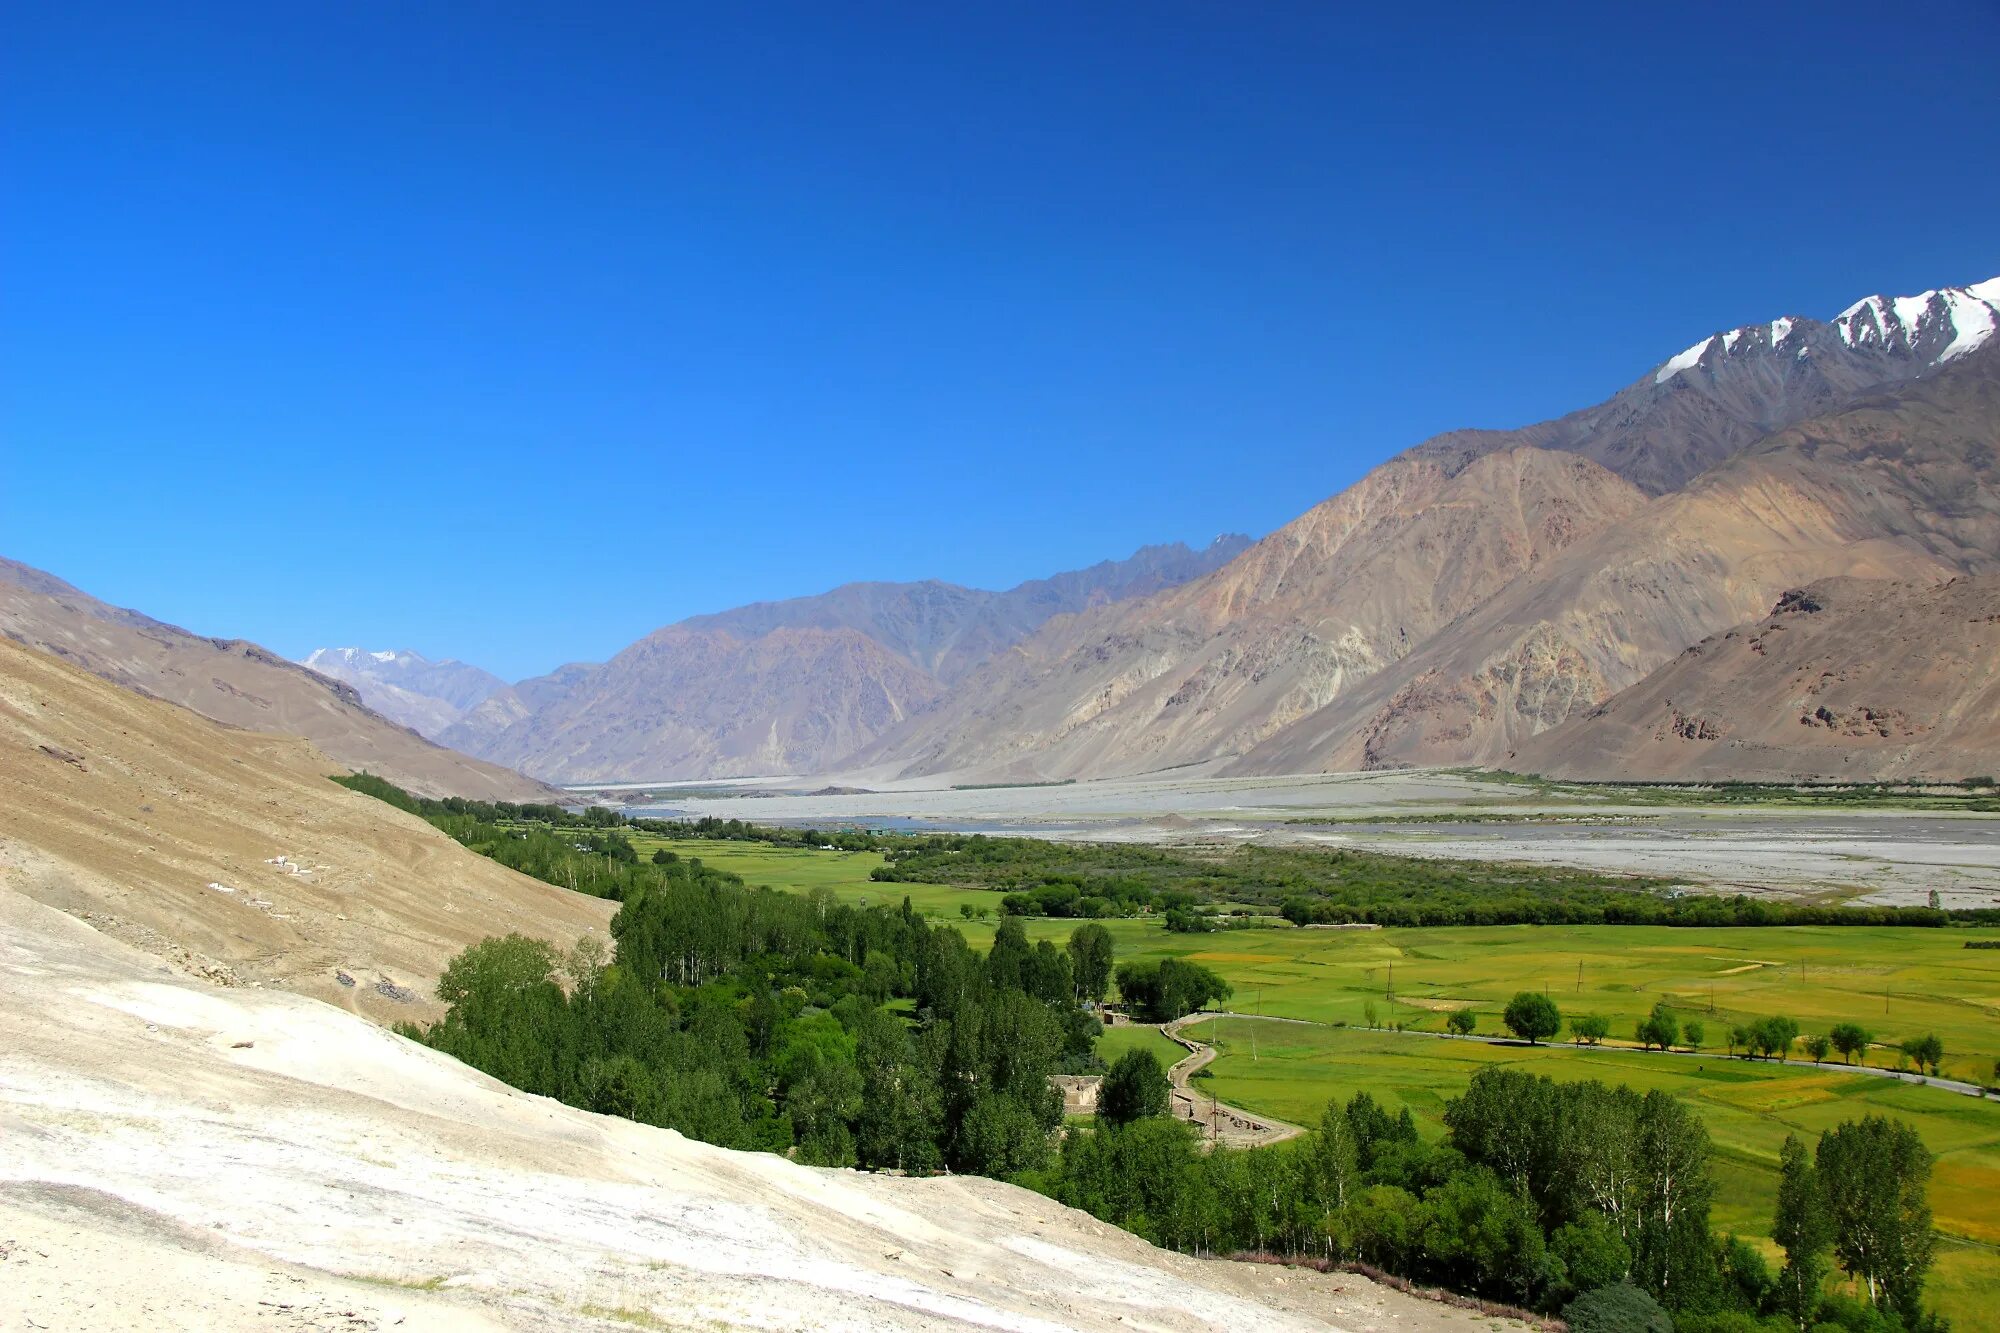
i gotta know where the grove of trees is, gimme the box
[405,855,1112,1178]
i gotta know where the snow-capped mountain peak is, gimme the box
[306,646,428,671]
[1831,278,1999,363]
[300,647,507,740]
[1654,275,2000,386]
[1653,316,1806,384]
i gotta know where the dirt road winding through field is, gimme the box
[1159,1014,1305,1148]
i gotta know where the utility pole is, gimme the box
[1577,960,1584,993]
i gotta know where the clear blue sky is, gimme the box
[5,3,1997,680]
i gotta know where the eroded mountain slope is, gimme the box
[868,280,2000,784]
[461,625,949,782]
[1513,576,2000,782]
[448,537,1250,782]
[0,558,555,802]
[1239,346,2000,773]
[0,635,610,1019]
[867,448,1646,779]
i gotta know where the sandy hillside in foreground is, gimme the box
[0,636,612,1020]
[0,892,1509,1333]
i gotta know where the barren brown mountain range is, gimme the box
[437,536,1251,781]
[862,282,2000,784]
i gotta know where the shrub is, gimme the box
[1564,1282,1675,1333]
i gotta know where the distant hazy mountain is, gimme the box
[862,276,2000,782]
[682,537,1255,685]
[1513,575,2000,783]
[0,559,558,802]
[301,647,508,740]
[444,536,1251,782]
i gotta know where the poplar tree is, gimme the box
[1773,1134,1832,1328]
[1817,1116,1935,1321]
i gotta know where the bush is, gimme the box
[1446,1008,1476,1036]
[1565,1282,1675,1333]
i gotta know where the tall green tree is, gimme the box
[1503,991,1562,1044]
[1099,1049,1171,1125]
[1627,1089,1717,1306]
[1297,1101,1361,1257]
[1829,1021,1872,1065]
[1817,1115,1936,1321]
[1066,923,1115,1004]
[1634,1000,1678,1052]
[1772,1134,1833,1328]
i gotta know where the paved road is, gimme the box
[1183,1010,1995,1099]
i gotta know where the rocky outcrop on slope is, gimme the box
[1512,576,2000,782]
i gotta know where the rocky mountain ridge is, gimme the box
[442,535,1251,781]
[302,646,508,739]
[861,276,2000,784]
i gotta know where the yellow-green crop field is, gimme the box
[1184,1017,2000,1325]
[656,838,2000,1080]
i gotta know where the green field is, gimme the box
[657,837,2000,1081]
[1187,1017,2000,1323]
[649,834,2000,1321]
[1094,1021,1188,1071]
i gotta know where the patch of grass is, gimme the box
[350,1273,449,1292]
[579,1303,682,1329]
[1094,1022,1186,1071]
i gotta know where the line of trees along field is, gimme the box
[1478,993,1960,1079]
[1048,1062,1947,1332]
[336,777,1957,1330]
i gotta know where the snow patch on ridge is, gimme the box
[1834,278,2000,361]
[1939,288,1999,362]
[1655,335,1714,383]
